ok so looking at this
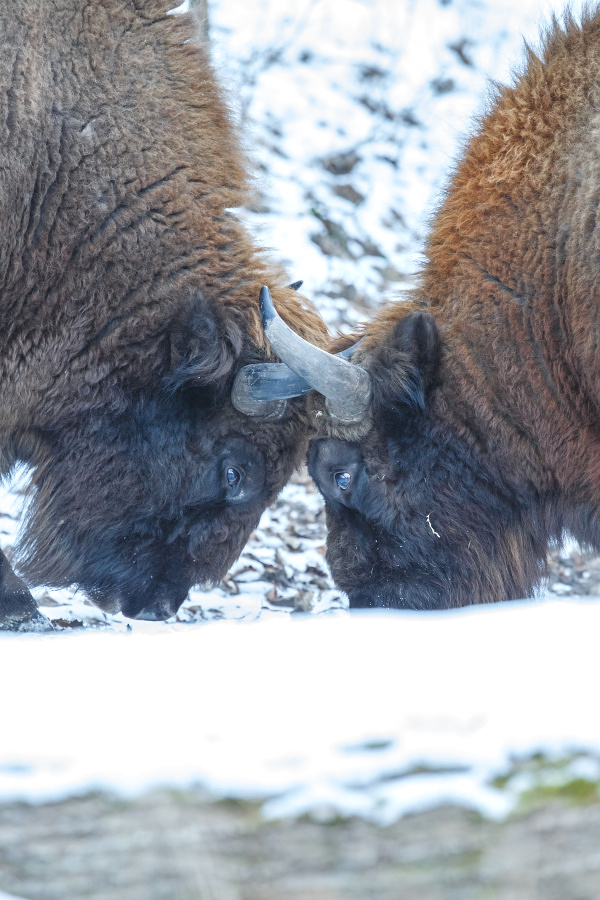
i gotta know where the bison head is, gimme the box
[253,293,553,609]
[13,288,316,621]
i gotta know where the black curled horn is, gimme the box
[231,286,372,423]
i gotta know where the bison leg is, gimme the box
[0,550,52,632]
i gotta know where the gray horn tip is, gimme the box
[258,285,276,331]
[256,284,372,424]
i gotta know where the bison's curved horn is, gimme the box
[231,363,309,418]
[231,343,359,418]
[259,286,372,423]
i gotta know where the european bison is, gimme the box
[254,8,600,609]
[0,0,327,629]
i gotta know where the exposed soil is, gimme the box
[2,789,600,899]
[546,546,600,599]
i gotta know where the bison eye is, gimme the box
[334,471,352,491]
[226,466,242,489]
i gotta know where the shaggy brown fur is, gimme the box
[309,7,600,609]
[0,0,327,628]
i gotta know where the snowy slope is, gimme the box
[208,0,588,326]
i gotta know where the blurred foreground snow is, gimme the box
[2,601,600,823]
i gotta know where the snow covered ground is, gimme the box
[2,600,600,826]
[1,0,598,826]
[208,0,588,326]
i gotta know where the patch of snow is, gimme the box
[550,582,572,595]
[0,466,30,553]
[208,0,587,325]
[167,0,191,14]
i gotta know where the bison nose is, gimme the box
[133,597,183,621]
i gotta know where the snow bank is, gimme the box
[2,599,600,824]
[208,0,588,322]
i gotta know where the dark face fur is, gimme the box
[308,312,551,609]
[15,395,304,620]
[12,302,308,621]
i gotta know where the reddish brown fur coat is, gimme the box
[312,9,600,607]
[421,9,600,507]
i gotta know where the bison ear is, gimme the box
[392,311,440,392]
[169,301,244,390]
[371,311,440,416]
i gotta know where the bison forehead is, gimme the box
[309,391,374,442]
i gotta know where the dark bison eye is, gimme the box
[334,471,352,491]
[226,466,242,488]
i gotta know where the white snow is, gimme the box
[1,0,598,825]
[2,599,600,824]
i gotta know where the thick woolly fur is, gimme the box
[310,7,600,609]
[0,0,327,622]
